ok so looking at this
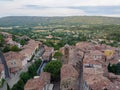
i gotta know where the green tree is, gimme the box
[28,64,37,78]
[111,64,117,74]
[44,60,62,81]
[7,83,11,90]
[54,52,63,60]
[12,79,24,90]
[116,63,120,75]
[3,45,10,53]
[20,72,30,83]
[34,59,42,68]
[0,34,4,47]
[107,63,111,72]
[10,45,21,52]
[11,59,42,90]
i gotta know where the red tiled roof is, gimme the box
[24,72,50,90]
[90,50,104,56]
[4,51,24,61]
[61,64,79,79]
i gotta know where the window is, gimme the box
[13,62,16,65]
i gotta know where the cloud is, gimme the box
[0,0,120,17]
[15,0,120,7]
[67,6,120,15]
[0,0,13,2]
[3,8,86,16]
[23,5,49,9]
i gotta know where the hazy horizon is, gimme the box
[1,15,120,18]
[0,0,120,17]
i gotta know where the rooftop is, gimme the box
[61,64,79,79]
[4,51,24,61]
[24,72,50,90]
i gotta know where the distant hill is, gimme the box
[0,16,120,26]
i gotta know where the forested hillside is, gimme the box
[0,16,120,26]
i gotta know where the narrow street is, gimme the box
[0,62,31,90]
[37,61,47,75]
[0,45,45,89]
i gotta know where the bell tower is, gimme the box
[64,44,69,64]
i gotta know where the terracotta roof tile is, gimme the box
[4,51,24,61]
[61,64,79,79]
[24,72,50,90]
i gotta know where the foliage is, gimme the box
[1,17,120,50]
[0,34,4,47]
[28,64,37,78]
[34,59,42,68]
[10,45,21,52]
[2,45,10,53]
[1,16,120,27]
[12,35,29,46]
[108,63,120,75]
[20,39,26,45]
[44,60,62,81]
[11,59,42,90]
[7,83,11,90]
[12,79,24,90]
[54,51,63,60]
[2,45,21,53]
[0,79,5,87]
[20,72,30,83]
[12,35,18,42]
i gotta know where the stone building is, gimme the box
[60,44,90,90]
[63,44,69,64]
[24,72,51,90]
[4,51,24,74]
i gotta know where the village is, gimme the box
[0,32,120,90]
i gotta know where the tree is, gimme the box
[111,64,117,74]
[34,59,42,68]
[28,64,37,78]
[20,39,26,45]
[0,34,4,47]
[12,79,24,90]
[116,63,120,75]
[11,59,42,90]
[7,83,11,90]
[3,45,10,53]
[54,52,63,60]
[20,72,30,83]
[44,60,62,81]
[10,45,21,52]
[107,63,111,72]
[12,35,17,41]
[107,63,120,74]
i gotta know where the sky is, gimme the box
[0,0,120,17]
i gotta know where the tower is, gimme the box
[64,44,69,64]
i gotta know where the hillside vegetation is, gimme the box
[0,16,120,26]
[0,16,120,49]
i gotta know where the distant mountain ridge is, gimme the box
[0,16,120,26]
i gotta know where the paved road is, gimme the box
[37,61,47,75]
